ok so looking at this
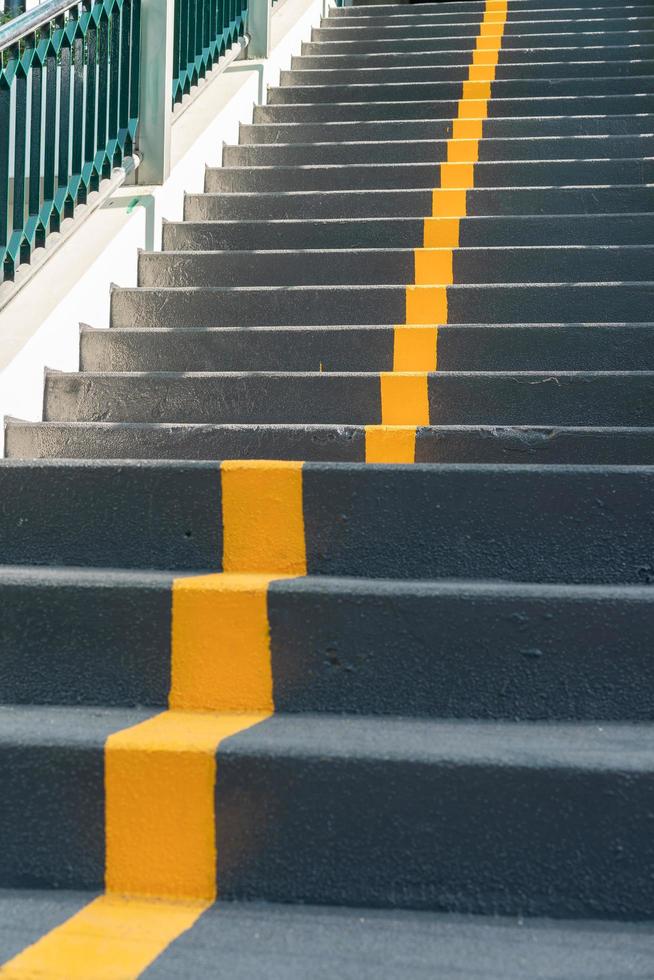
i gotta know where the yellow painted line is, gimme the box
[365,425,416,464]
[171,573,276,713]
[380,373,430,426]
[393,326,438,372]
[366,0,506,464]
[2,461,306,978]
[221,459,306,575]
[0,895,209,979]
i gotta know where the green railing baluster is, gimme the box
[83,1,99,194]
[26,31,44,250]
[42,30,58,233]
[55,14,72,221]
[118,0,130,161]
[70,8,85,204]
[0,55,13,277]
[107,0,121,167]
[10,45,28,275]
[96,6,109,177]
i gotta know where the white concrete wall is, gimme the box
[0,0,327,453]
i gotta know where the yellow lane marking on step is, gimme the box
[393,326,438,372]
[222,459,306,575]
[365,425,416,464]
[1,461,306,978]
[380,373,430,426]
[364,0,508,464]
[171,573,276,713]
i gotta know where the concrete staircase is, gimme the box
[1,0,654,975]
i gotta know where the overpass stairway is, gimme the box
[1,0,654,974]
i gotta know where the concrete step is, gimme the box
[311,15,654,43]
[239,113,654,144]
[138,246,654,288]
[185,186,654,221]
[332,0,654,14]
[0,704,652,916]
[329,3,654,23]
[301,29,654,55]
[296,43,654,68]
[284,59,654,83]
[253,93,652,123]
[267,76,654,106]
[224,135,654,167]
[204,159,653,193]
[110,280,654,327]
[2,563,654,717]
[42,369,654,428]
[1,459,652,582]
[2,893,651,980]
[162,213,654,251]
[79,323,654,373]
[8,418,654,466]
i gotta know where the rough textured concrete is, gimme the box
[142,903,654,979]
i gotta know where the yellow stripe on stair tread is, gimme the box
[1,461,307,978]
[369,0,506,465]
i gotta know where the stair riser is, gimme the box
[302,30,654,54]
[331,0,654,14]
[138,247,654,288]
[9,421,654,466]
[1,463,652,583]
[1,574,652,720]
[294,44,654,68]
[283,60,654,82]
[224,135,654,167]
[111,280,654,328]
[239,114,654,144]
[328,6,654,26]
[253,94,652,124]
[185,187,654,221]
[217,721,654,918]
[3,714,651,917]
[205,159,653,193]
[267,77,654,105]
[162,214,654,251]
[43,372,654,428]
[0,574,173,706]
[80,324,654,374]
[311,18,654,42]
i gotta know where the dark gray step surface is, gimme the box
[266,76,654,105]
[204,159,654,193]
[253,93,653,123]
[1,704,652,916]
[329,4,654,24]
[1,894,650,980]
[42,370,654,427]
[138,246,654,288]
[185,186,654,221]
[223,135,654,167]
[333,0,654,13]
[1,460,653,581]
[9,419,654,466]
[78,323,654,373]
[301,29,654,55]
[310,23,654,45]
[3,564,654,718]
[0,890,648,980]
[239,114,654,144]
[283,59,654,82]
[294,43,654,68]
[111,281,654,326]
[162,213,654,251]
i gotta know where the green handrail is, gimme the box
[171,0,247,107]
[0,0,140,282]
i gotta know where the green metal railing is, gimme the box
[172,0,247,106]
[0,0,140,281]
